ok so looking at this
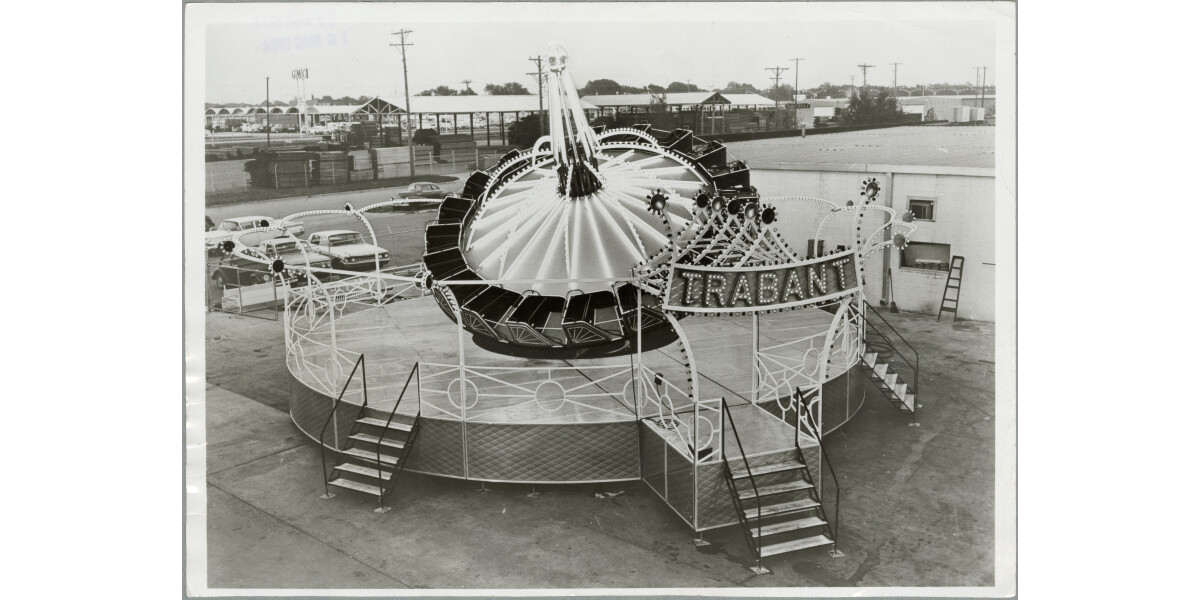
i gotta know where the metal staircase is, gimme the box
[860,303,920,419]
[937,255,965,322]
[722,400,839,574]
[319,360,421,513]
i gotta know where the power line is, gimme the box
[390,29,415,177]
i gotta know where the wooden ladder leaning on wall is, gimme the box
[937,256,965,322]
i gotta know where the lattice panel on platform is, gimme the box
[463,421,639,482]
[640,423,667,499]
[822,370,851,434]
[695,462,739,530]
[288,380,360,449]
[289,379,329,441]
[406,418,465,478]
[664,444,695,525]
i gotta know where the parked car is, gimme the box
[205,216,304,255]
[257,237,335,284]
[307,230,390,272]
[388,183,446,211]
[209,247,272,289]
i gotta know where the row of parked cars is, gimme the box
[204,183,450,288]
[205,215,391,289]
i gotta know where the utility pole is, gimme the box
[889,62,902,98]
[390,29,415,177]
[765,66,788,130]
[973,66,989,109]
[528,56,546,137]
[265,76,271,148]
[790,57,804,102]
[982,66,987,110]
[857,63,875,92]
[461,79,473,94]
[765,66,788,106]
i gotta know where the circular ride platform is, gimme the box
[286,293,865,484]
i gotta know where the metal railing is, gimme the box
[374,363,421,504]
[809,425,842,556]
[861,302,920,418]
[416,362,638,424]
[206,262,283,320]
[318,354,367,498]
[721,399,764,562]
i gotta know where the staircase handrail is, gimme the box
[318,354,367,498]
[809,430,842,555]
[375,363,421,494]
[861,303,920,408]
[862,303,919,365]
[722,399,763,559]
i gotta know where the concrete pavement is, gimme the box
[199,307,997,591]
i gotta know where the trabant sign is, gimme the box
[663,250,859,314]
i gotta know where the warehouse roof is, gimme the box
[303,104,362,115]
[721,93,775,107]
[386,95,598,114]
[582,92,727,107]
[724,125,995,171]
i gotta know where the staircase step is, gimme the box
[759,534,835,557]
[334,462,393,481]
[744,497,821,519]
[730,460,806,479]
[328,477,383,496]
[357,417,413,432]
[343,447,399,465]
[873,362,889,378]
[738,479,814,500]
[904,392,916,410]
[893,382,907,398]
[349,432,407,450]
[884,373,898,387]
[750,516,827,538]
[863,352,877,367]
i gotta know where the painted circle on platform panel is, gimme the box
[694,415,716,452]
[446,378,480,411]
[775,382,796,414]
[800,347,822,379]
[534,380,567,412]
[622,378,649,410]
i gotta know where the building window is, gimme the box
[908,197,935,221]
[900,242,952,272]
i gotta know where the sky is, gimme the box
[200,2,1005,104]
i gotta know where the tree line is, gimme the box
[206,77,998,107]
